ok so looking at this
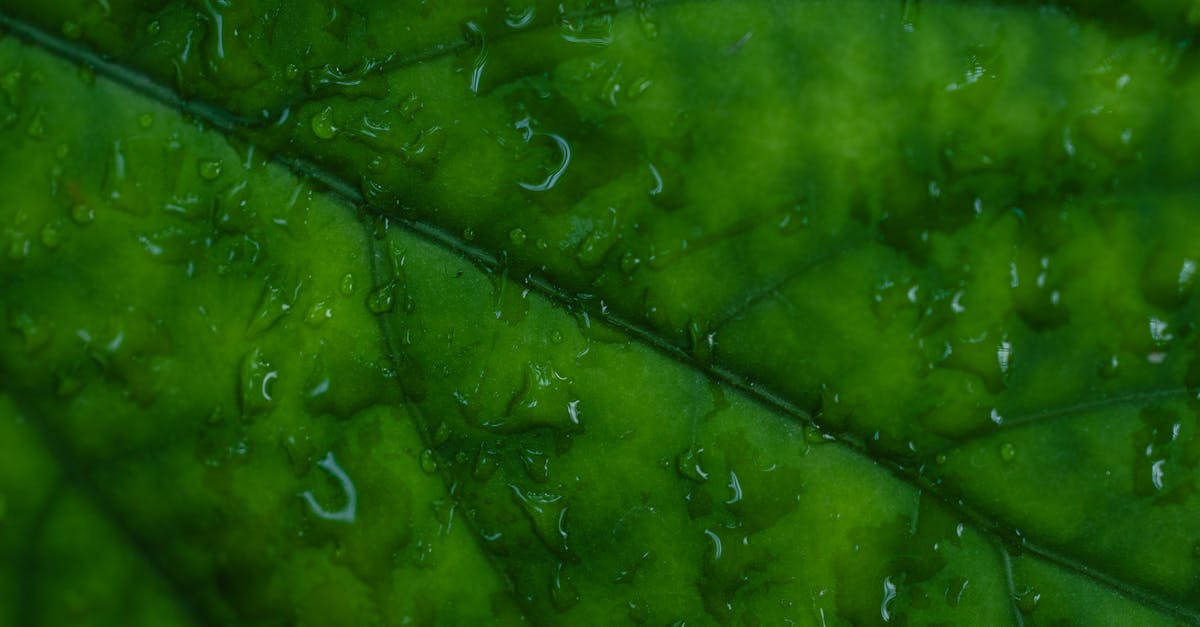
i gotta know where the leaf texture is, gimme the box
[1,1,1199,625]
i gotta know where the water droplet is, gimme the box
[880,576,897,622]
[247,279,296,337]
[462,226,476,241]
[1016,586,1041,613]
[69,203,93,225]
[304,300,333,327]
[40,224,61,249]
[239,348,277,417]
[339,272,356,296]
[310,106,338,139]
[462,21,489,94]
[398,93,422,120]
[137,112,154,129]
[367,282,397,314]
[551,563,580,611]
[25,108,45,138]
[198,159,223,181]
[433,421,452,445]
[420,449,439,474]
[509,484,571,555]
[676,447,708,482]
[999,442,1016,462]
[473,444,498,481]
[301,451,357,524]
[9,311,52,352]
[401,126,446,169]
[509,228,527,246]
[505,5,536,29]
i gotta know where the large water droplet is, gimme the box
[301,451,357,524]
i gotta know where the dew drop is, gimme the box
[367,282,396,314]
[999,442,1016,462]
[420,449,439,474]
[300,451,358,524]
[198,159,223,181]
[40,224,61,249]
[676,447,708,482]
[310,106,338,139]
[339,272,356,296]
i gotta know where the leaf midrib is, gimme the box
[2,9,1197,625]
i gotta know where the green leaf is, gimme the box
[1,1,1198,625]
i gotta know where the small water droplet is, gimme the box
[367,282,396,314]
[999,442,1016,462]
[551,563,580,611]
[433,421,451,445]
[25,108,46,138]
[420,449,439,474]
[310,106,338,139]
[239,348,277,417]
[198,159,223,180]
[509,228,527,246]
[70,203,94,225]
[339,272,356,296]
[137,112,154,128]
[304,300,333,327]
[676,447,708,482]
[301,451,357,524]
[473,444,498,481]
[1016,586,1041,613]
[40,224,61,249]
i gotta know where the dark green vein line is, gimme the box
[996,540,1026,627]
[927,386,1191,458]
[3,8,1197,624]
[363,217,536,625]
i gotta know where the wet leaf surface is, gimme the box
[1,1,1198,625]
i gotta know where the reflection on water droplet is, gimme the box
[647,163,663,196]
[311,106,338,139]
[725,470,742,505]
[198,159,223,181]
[518,132,571,192]
[1000,442,1016,462]
[880,576,897,622]
[339,272,356,296]
[505,4,535,29]
[1149,317,1173,346]
[560,13,613,46]
[463,21,488,94]
[367,282,396,314]
[997,341,1011,375]
[420,449,438,474]
[1179,259,1196,293]
[70,202,93,224]
[301,451,357,524]
[551,562,580,611]
[704,529,722,561]
[676,447,708,482]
